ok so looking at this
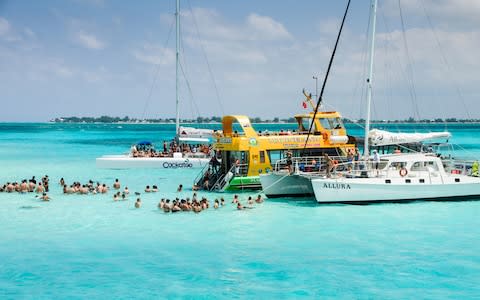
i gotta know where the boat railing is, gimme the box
[193,162,211,187]
[211,164,238,191]
[324,158,479,179]
[273,156,348,174]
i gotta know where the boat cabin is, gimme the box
[195,113,356,191]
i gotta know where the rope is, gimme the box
[303,0,351,152]
[186,0,225,116]
[141,16,175,120]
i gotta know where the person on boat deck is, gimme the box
[113,178,121,189]
[372,150,380,175]
[210,155,220,171]
[394,147,401,154]
[324,153,334,178]
[234,159,240,175]
[347,149,354,171]
[286,151,293,174]
[353,148,360,170]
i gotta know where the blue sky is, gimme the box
[0,0,479,121]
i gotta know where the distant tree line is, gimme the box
[51,115,480,124]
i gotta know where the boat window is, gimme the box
[259,151,265,163]
[425,161,439,171]
[230,151,248,165]
[411,162,423,171]
[389,161,407,169]
[319,117,343,130]
[301,118,314,133]
[267,150,282,165]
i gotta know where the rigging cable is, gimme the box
[302,0,351,152]
[178,18,202,120]
[186,0,225,116]
[141,15,175,120]
[397,0,421,121]
[418,0,471,121]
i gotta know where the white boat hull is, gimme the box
[260,172,314,198]
[312,175,480,203]
[96,155,210,169]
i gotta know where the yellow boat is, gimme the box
[194,108,356,192]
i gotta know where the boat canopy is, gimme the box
[221,115,258,137]
[369,129,451,147]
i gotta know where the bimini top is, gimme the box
[221,115,258,137]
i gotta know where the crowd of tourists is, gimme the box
[131,140,210,158]
[1,175,264,210]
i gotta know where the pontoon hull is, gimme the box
[96,155,210,169]
[311,176,480,203]
[260,172,314,198]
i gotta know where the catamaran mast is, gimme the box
[175,0,180,136]
[364,0,377,157]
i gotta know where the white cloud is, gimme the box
[75,30,106,49]
[0,17,11,36]
[132,44,175,65]
[24,27,35,38]
[246,13,292,40]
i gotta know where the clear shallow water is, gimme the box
[1,123,480,299]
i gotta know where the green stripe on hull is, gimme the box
[225,176,262,191]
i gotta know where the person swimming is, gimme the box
[255,194,263,203]
[113,178,121,189]
[135,198,141,208]
[236,202,243,210]
[232,194,239,203]
[40,192,51,201]
[158,198,165,209]
[163,200,171,213]
[152,185,158,192]
[145,185,151,193]
[214,199,219,209]
[177,184,183,192]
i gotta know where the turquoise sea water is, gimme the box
[1,123,480,299]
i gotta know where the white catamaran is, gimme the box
[310,0,480,204]
[96,0,213,169]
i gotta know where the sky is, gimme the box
[0,0,479,122]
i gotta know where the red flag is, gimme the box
[302,101,307,109]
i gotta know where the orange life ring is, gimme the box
[399,168,408,177]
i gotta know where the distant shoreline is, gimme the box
[47,116,480,125]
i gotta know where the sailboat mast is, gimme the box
[175,0,180,135]
[364,0,377,157]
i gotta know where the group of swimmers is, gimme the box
[150,193,264,212]
[2,175,266,209]
[61,178,113,195]
[0,175,49,194]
